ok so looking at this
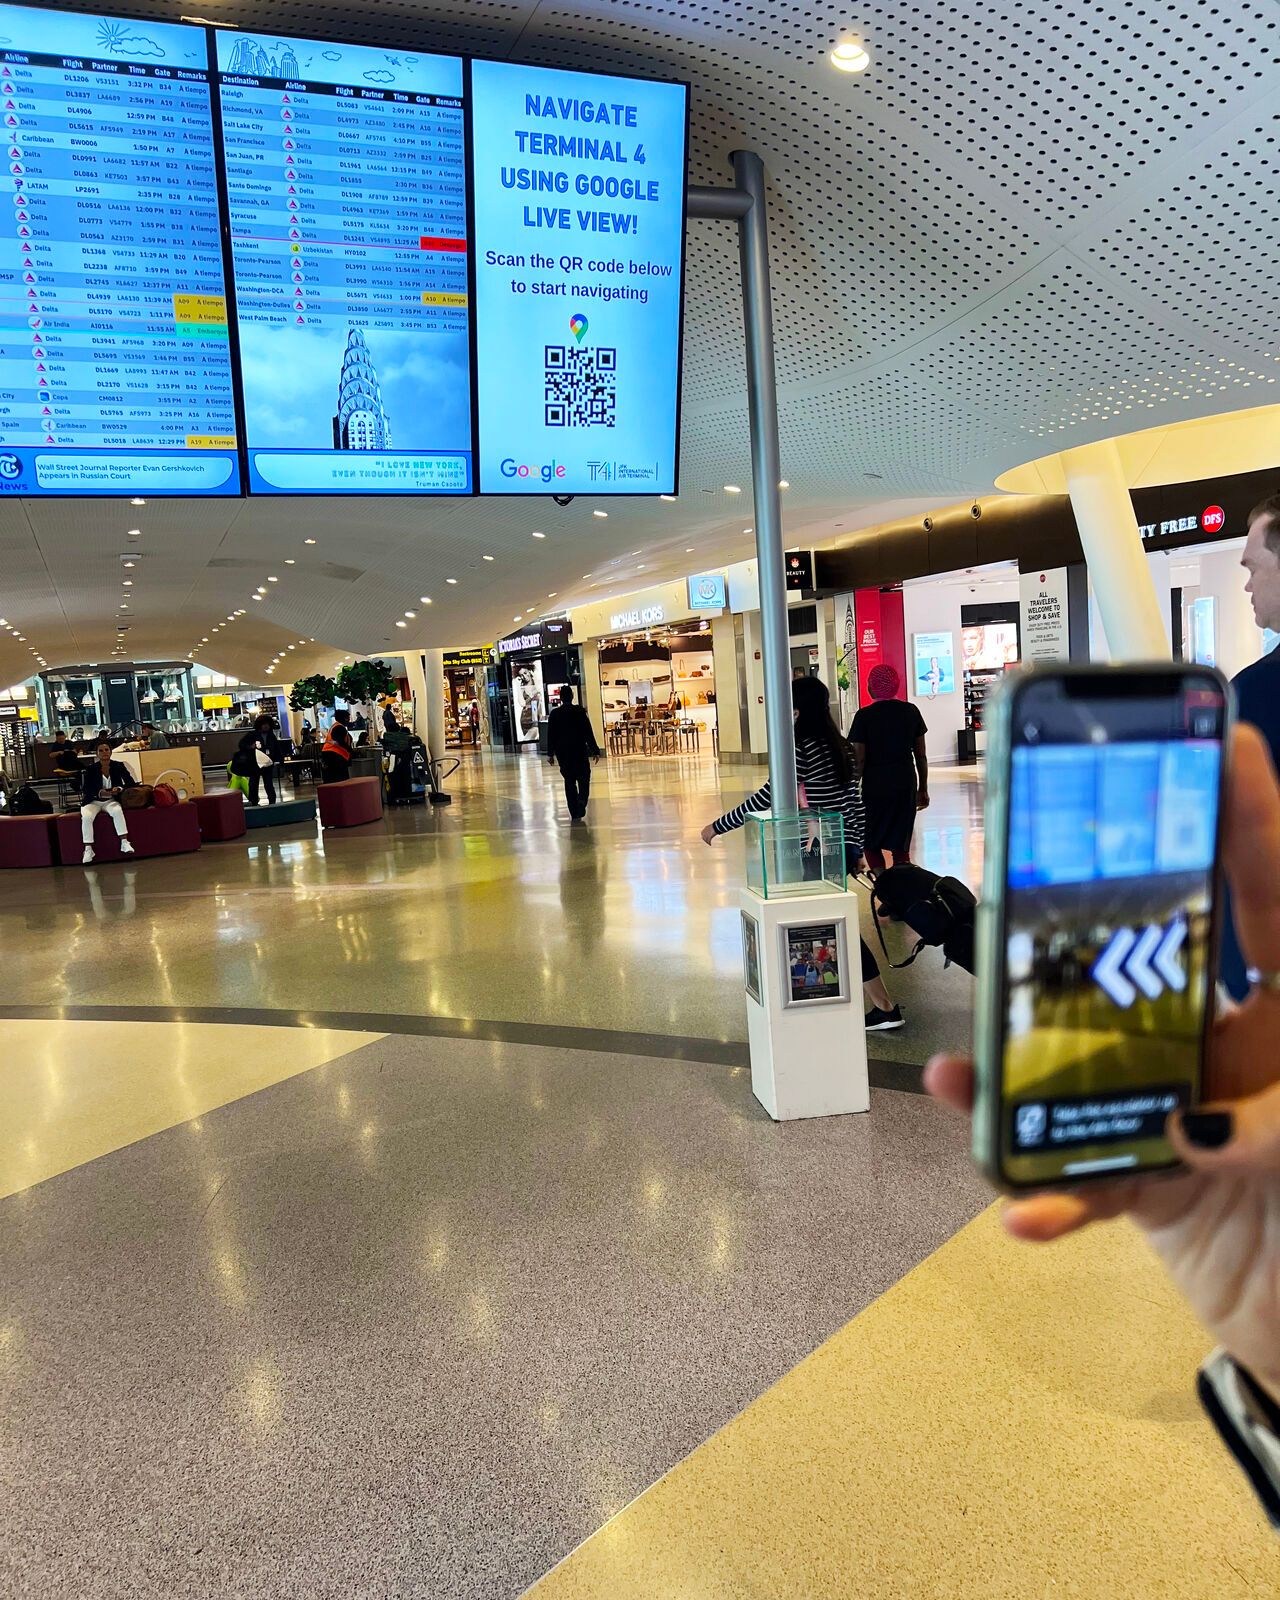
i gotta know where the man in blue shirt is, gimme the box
[1222,489,1280,999]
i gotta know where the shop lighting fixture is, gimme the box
[829,40,869,72]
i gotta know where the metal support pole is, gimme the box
[686,184,753,221]
[732,150,796,814]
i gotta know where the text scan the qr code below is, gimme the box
[544,344,618,427]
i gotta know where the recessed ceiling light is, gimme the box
[121,579,133,587]
[660,495,677,502]
[446,577,458,584]
[829,40,869,72]
[531,530,546,539]
[127,528,141,538]
[420,596,432,605]
[547,592,557,598]
[287,644,296,650]
[482,554,495,562]
[744,527,753,535]
[513,615,522,622]
[252,594,263,601]
[685,547,695,553]
[404,610,416,619]
[395,620,407,628]
[130,497,146,506]
[593,510,608,519]
[779,479,790,489]
[123,561,136,569]
[256,587,267,595]
[285,558,295,565]
[267,576,278,583]
[304,537,316,545]
[723,484,741,495]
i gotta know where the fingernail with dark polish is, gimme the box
[1181,1110,1233,1149]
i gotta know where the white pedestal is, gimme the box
[740,886,871,1121]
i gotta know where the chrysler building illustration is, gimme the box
[333,327,392,450]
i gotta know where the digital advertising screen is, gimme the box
[470,60,687,496]
[912,630,955,698]
[0,3,240,496]
[216,31,472,495]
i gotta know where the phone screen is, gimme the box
[998,671,1227,1186]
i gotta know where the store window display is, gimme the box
[597,622,717,754]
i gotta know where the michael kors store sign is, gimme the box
[573,577,719,641]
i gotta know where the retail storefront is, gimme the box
[492,618,577,753]
[443,647,491,747]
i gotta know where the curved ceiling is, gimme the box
[3,0,1278,687]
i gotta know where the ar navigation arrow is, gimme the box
[1092,920,1188,1009]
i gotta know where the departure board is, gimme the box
[216,33,472,495]
[0,4,240,496]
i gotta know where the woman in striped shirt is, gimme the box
[700,675,903,1030]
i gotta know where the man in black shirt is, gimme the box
[546,684,602,822]
[1222,488,1280,998]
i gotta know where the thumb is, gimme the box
[1169,1079,1280,1173]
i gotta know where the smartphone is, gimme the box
[974,663,1230,1190]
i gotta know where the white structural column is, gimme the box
[403,649,447,761]
[1060,438,1168,660]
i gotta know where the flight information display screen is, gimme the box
[216,32,472,495]
[471,61,687,496]
[0,3,240,496]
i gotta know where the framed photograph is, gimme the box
[741,911,762,1004]
[781,918,850,1008]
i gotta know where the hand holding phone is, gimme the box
[928,722,1280,1408]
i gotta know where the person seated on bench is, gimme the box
[80,740,136,863]
[321,710,354,783]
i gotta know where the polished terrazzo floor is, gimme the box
[1,750,980,1066]
[3,752,1261,1596]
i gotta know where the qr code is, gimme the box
[544,344,617,428]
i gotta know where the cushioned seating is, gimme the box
[244,797,317,829]
[194,790,246,841]
[317,775,383,829]
[55,801,201,864]
[0,814,58,868]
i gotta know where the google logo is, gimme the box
[501,458,566,482]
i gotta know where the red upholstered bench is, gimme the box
[55,801,202,864]
[0,814,58,868]
[194,790,246,841]
[317,775,384,829]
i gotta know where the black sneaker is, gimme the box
[864,1004,905,1032]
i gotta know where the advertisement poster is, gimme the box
[741,912,761,1004]
[912,631,955,698]
[471,60,687,495]
[835,592,858,732]
[1018,568,1070,663]
[510,659,544,743]
[782,920,848,1008]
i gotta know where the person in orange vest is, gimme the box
[321,711,354,783]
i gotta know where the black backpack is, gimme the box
[12,783,53,816]
[868,864,977,975]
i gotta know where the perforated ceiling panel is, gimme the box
[3,0,1278,684]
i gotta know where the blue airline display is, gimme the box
[0,4,240,496]
[471,60,687,496]
[216,33,472,495]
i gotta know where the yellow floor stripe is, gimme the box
[527,1208,1275,1598]
[0,1019,382,1199]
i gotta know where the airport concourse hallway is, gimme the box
[1,754,1271,1597]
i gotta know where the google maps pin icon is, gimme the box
[569,313,588,344]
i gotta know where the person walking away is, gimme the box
[1222,487,1280,998]
[848,663,929,874]
[80,739,136,864]
[546,684,601,822]
[321,711,354,784]
[235,714,279,807]
[700,674,904,1031]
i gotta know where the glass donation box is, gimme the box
[744,811,846,899]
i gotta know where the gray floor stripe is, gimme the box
[0,1003,925,1092]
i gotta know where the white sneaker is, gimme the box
[82,846,95,864]
[120,839,136,855]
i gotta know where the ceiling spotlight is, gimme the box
[404,610,416,619]
[513,615,522,622]
[445,577,458,584]
[531,530,546,539]
[685,547,695,553]
[256,587,267,595]
[287,644,296,650]
[130,497,146,506]
[548,592,557,598]
[267,575,278,583]
[660,494,677,502]
[723,484,741,494]
[779,479,790,489]
[121,579,133,587]
[285,558,295,565]
[127,528,141,538]
[252,594,263,601]
[420,596,432,605]
[395,620,407,629]
[123,560,136,569]
[829,39,869,72]
[593,510,608,519]
[482,554,495,562]
[304,537,316,545]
